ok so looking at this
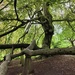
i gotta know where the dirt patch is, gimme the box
[6,55,75,75]
[6,60,22,75]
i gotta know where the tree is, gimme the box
[0,0,75,53]
[1,0,75,75]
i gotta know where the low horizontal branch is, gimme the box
[0,41,39,50]
[11,46,75,59]
[30,47,75,56]
[0,43,29,49]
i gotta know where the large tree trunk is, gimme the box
[37,2,54,48]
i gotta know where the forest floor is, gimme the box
[6,55,75,75]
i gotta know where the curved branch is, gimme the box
[14,0,19,19]
[0,18,36,37]
[0,0,3,4]
[0,21,28,37]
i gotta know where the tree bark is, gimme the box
[0,43,39,50]
[11,46,75,58]
[37,2,54,48]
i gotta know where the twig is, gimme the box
[67,21,75,32]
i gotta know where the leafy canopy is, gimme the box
[0,0,75,48]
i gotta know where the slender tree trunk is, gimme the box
[22,40,35,75]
